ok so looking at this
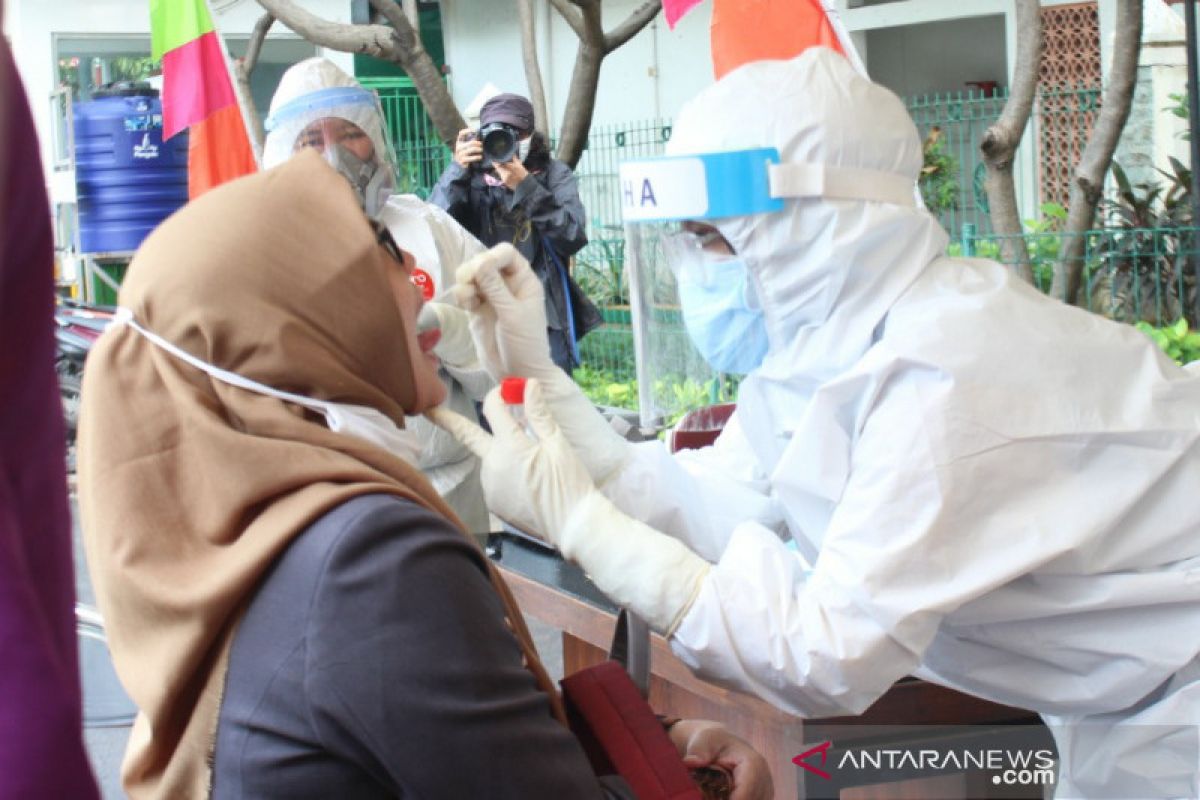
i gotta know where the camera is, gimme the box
[469,121,519,168]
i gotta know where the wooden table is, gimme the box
[488,532,1051,799]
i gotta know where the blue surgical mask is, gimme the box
[677,257,769,374]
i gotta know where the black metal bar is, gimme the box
[1185,0,1200,325]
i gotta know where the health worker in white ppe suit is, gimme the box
[265,58,494,531]
[432,47,1200,798]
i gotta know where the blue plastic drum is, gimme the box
[74,83,188,254]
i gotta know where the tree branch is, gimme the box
[257,0,465,146]
[401,0,419,33]
[369,0,417,48]
[232,12,274,155]
[257,0,396,58]
[604,0,661,54]
[549,0,587,39]
[579,2,605,48]
[244,12,275,75]
[517,0,551,135]
[1052,0,1144,305]
[979,0,1042,283]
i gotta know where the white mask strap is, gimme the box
[768,162,917,207]
[113,307,329,416]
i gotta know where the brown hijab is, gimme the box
[78,151,563,799]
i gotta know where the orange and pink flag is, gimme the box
[664,0,864,79]
[151,0,257,198]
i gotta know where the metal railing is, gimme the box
[365,78,451,198]
[956,224,1200,328]
[905,86,1102,236]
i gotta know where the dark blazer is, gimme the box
[212,493,631,799]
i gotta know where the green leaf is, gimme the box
[1172,318,1189,338]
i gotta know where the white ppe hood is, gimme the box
[662,48,947,481]
[262,57,397,178]
[603,48,1200,798]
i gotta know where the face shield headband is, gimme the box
[621,147,918,287]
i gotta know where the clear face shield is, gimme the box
[619,149,785,431]
[619,148,921,431]
[265,87,399,218]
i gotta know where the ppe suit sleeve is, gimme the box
[423,200,487,266]
[601,412,785,563]
[429,162,473,222]
[511,161,587,258]
[443,362,495,402]
[668,381,957,719]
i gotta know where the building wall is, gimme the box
[865,14,1007,98]
[1114,3,1191,192]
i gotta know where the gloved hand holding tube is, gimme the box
[426,379,710,636]
[453,244,631,485]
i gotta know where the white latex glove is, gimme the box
[419,301,478,371]
[426,379,709,635]
[454,244,630,484]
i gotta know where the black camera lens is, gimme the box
[480,122,519,165]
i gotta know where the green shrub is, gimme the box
[1135,318,1200,364]
[947,202,1066,291]
[918,127,960,216]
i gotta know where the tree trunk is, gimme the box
[979,0,1042,283]
[516,0,551,136]
[557,43,605,168]
[256,0,465,146]
[1051,0,1144,305]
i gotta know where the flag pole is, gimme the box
[818,0,867,76]
[202,0,264,166]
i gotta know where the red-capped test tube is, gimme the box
[499,376,533,436]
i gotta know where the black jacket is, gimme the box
[430,134,601,343]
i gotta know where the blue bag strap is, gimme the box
[541,235,581,366]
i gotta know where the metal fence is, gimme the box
[366,79,451,198]
[905,86,1102,236]
[955,224,1200,328]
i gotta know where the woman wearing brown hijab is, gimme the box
[77,151,635,799]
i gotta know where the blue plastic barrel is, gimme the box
[74,83,188,254]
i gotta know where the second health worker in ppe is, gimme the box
[265,58,494,531]
[437,47,1200,799]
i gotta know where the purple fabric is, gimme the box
[0,38,100,798]
[480,93,535,134]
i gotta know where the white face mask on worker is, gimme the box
[114,308,423,465]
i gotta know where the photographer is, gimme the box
[430,94,599,374]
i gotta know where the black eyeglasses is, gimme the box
[371,218,408,268]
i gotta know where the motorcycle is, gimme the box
[55,300,114,457]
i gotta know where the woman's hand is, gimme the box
[453,128,482,169]
[492,157,529,190]
[668,719,773,800]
